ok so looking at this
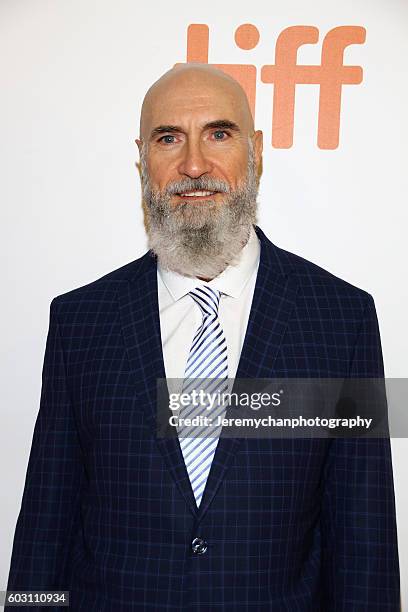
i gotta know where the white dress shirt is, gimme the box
[157,226,260,382]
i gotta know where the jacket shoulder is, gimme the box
[257,223,373,305]
[279,244,371,297]
[265,240,379,338]
[50,251,154,309]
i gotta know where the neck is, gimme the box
[196,275,213,282]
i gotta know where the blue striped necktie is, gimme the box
[177,285,229,507]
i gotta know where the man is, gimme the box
[6,64,400,610]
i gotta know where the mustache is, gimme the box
[163,176,230,196]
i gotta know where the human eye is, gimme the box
[158,134,177,144]
[212,130,230,140]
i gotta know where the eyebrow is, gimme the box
[149,119,241,140]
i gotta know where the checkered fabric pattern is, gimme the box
[6,226,400,611]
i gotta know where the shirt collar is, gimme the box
[158,225,260,301]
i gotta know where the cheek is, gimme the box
[147,165,168,190]
[220,159,248,186]
[148,158,178,190]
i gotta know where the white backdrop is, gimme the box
[1,0,407,604]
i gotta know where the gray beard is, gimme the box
[140,141,259,279]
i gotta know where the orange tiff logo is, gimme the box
[177,24,366,149]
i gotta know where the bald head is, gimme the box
[139,63,254,141]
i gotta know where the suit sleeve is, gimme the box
[320,293,400,611]
[5,298,86,607]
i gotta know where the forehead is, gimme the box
[142,74,250,135]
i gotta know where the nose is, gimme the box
[177,139,214,178]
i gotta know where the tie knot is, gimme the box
[189,286,221,318]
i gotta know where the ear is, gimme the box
[253,130,263,166]
[135,138,142,152]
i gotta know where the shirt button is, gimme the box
[191,537,208,555]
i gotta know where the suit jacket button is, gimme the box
[192,537,208,554]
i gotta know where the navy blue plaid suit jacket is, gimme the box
[6,225,400,611]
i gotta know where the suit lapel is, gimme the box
[196,227,300,519]
[117,252,198,517]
